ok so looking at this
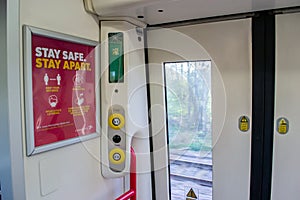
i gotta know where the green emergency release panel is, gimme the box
[108,32,124,83]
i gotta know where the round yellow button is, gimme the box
[109,148,125,165]
[108,113,125,130]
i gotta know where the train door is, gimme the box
[147,18,252,199]
[271,12,300,200]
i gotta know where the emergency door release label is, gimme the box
[31,33,96,147]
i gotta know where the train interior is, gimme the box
[1,0,300,199]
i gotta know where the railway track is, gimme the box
[170,174,212,187]
[170,158,212,170]
[170,158,213,187]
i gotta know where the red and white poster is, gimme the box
[30,33,97,148]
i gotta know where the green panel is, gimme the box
[108,32,124,83]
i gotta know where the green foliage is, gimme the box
[165,61,212,152]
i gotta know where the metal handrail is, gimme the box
[116,147,136,200]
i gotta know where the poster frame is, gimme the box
[23,25,100,156]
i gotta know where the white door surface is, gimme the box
[271,12,300,200]
[147,18,252,200]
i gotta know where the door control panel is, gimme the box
[101,29,131,178]
[105,105,128,173]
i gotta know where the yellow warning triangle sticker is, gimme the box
[280,119,286,125]
[241,116,248,122]
[186,188,197,199]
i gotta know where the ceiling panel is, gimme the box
[91,0,300,25]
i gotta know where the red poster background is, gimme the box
[31,33,96,147]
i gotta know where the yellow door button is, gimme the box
[108,113,125,129]
[109,148,125,164]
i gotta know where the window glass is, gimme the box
[165,61,212,200]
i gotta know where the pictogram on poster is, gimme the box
[23,26,100,155]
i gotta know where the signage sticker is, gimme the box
[276,117,289,135]
[24,26,99,155]
[185,187,198,200]
[108,32,124,83]
[239,115,250,132]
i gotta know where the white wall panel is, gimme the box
[20,0,123,199]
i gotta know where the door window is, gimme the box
[164,61,212,200]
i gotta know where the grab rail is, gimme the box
[116,147,136,200]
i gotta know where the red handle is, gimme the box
[116,147,136,200]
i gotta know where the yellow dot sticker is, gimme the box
[109,148,125,165]
[108,113,125,130]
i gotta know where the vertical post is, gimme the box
[116,147,136,200]
[250,12,275,200]
[129,147,136,200]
